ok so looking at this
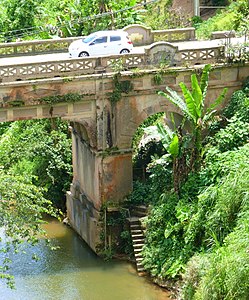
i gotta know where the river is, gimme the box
[0,218,171,300]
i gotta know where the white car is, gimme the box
[69,30,133,58]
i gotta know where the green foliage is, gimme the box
[144,0,191,30]
[207,88,249,153]
[181,195,249,299]
[137,82,249,297]
[0,0,40,40]
[142,143,249,283]
[119,229,133,256]
[196,0,248,39]
[211,116,249,152]
[223,89,249,122]
[126,180,152,205]
[133,140,166,180]
[158,64,227,192]
[109,73,133,104]
[0,170,60,287]
[0,0,144,40]
[0,119,72,209]
[132,112,165,153]
[39,93,83,105]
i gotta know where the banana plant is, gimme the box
[158,64,228,193]
[158,64,227,164]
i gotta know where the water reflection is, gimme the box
[0,218,170,300]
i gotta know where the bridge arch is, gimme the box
[115,93,181,150]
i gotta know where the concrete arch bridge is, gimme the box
[0,25,248,251]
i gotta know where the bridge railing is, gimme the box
[123,25,196,46]
[0,42,226,83]
[0,25,196,58]
[0,37,80,57]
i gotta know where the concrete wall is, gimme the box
[172,0,194,16]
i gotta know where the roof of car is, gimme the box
[89,30,127,36]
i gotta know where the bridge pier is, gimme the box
[66,122,133,252]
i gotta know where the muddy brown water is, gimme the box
[0,218,171,300]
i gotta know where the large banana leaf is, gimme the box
[168,134,179,158]
[207,87,228,113]
[200,64,211,101]
[158,88,189,117]
[191,74,203,117]
[179,82,197,123]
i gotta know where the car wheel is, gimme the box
[120,49,130,54]
[79,51,89,57]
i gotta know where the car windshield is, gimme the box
[82,34,97,44]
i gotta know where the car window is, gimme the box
[83,35,96,43]
[110,36,121,42]
[93,36,108,44]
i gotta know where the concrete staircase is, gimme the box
[128,205,148,273]
[129,217,145,273]
[130,205,148,218]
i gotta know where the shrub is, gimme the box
[181,210,249,300]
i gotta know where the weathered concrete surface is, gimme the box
[172,0,194,16]
[0,64,248,252]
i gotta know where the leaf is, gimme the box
[155,123,173,150]
[158,88,188,116]
[179,82,197,122]
[169,134,179,158]
[191,74,203,117]
[200,64,211,99]
[207,87,228,113]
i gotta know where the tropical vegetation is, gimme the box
[128,68,249,299]
[0,0,247,42]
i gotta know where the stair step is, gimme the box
[136,257,143,262]
[133,239,144,244]
[137,269,145,273]
[133,239,145,244]
[134,247,143,252]
[129,223,141,227]
[127,217,140,222]
[133,205,148,211]
[131,229,143,234]
[133,243,144,248]
[129,215,147,276]
[133,240,145,244]
[132,212,147,217]
[131,233,144,237]
[130,227,140,231]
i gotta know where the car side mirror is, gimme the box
[89,42,95,46]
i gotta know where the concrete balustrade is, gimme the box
[0,24,197,57]
[0,42,226,83]
[0,37,80,57]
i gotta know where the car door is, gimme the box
[89,36,108,56]
[109,35,122,54]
